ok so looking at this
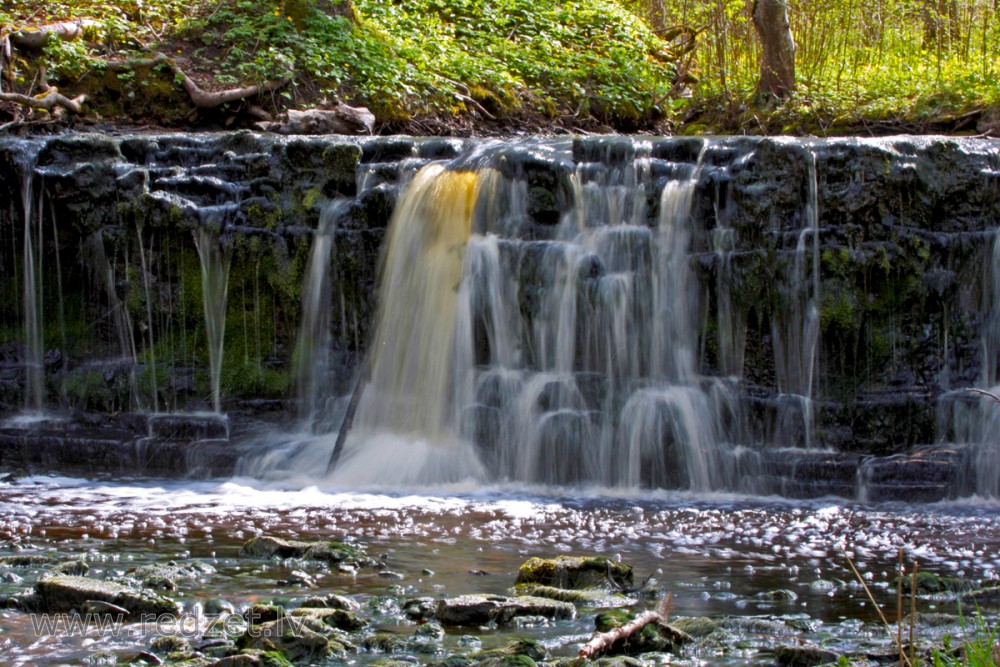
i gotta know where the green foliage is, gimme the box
[930,606,999,667]
[4,0,997,128]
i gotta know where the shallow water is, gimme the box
[1,476,999,665]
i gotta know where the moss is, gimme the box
[515,555,633,590]
[301,187,323,212]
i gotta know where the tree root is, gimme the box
[0,89,87,114]
[107,52,291,109]
[9,20,104,49]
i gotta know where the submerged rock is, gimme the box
[30,574,179,618]
[511,583,633,607]
[241,536,371,566]
[435,594,575,627]
[515,556,633,590]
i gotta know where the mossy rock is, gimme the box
[0,555,57,568]
[470,639,546,667]
[591,611,691,656]
[511,583,632,607]
[903,571,974,595]
[244,604,288,626]
[241,536,370,565]
[515,556,632,590]
[288,606,365,631]
[236,618,335,664]
[33,574,179,617]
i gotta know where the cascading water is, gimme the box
[329,164,488,485]
[193,226,232,415]
[6,133,1000,501]
[294,200,348,428]
[330,139,765,490]
[18,145,45,417]
[770,148,821,449]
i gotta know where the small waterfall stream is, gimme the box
[18,144,45,416]
[193,226,232,415]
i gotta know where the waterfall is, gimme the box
[329,164,488,485]
[193,227,231,414]
[19,147,44,416]
[295,200,348,427]
[771,148,821,449]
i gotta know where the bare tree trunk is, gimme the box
[752,0,796,100]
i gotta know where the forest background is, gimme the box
[0,0,997,135]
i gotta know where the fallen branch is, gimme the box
[967,387,1000,405]
[578,593,675,660]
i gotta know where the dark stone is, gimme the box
[434,594,575,626]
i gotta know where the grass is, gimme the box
[845,549,1000,667]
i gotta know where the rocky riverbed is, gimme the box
[2,474,1000,666]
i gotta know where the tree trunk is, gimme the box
[752,0,796,100]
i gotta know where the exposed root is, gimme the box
[9,20,104,49]
[0,89,87,114]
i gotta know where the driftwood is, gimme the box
[578,594,684,660]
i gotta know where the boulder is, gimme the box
[515,556,633,590]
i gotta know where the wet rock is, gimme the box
[118,561,214,590]
[511,583,632,607]
[402,596,437,620]
[774,644,841,666]
[515,556,633,590]
[288,606,365,631]
[408,621,445,653]
[363,632,408,653]
[31,574,180,618]
[209,650,294,667]
[236,617,337,664]
[50,559,89,576]
[240,536,370,566]
[0,554,56,568]
[591,610,693,656]
[300,593,359,611]
[669,616,720,637]
[150,635,197,660]
[205,598,237,616]
[904,571,974,595]
[435,594,575,627]
[469,638,547,667]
